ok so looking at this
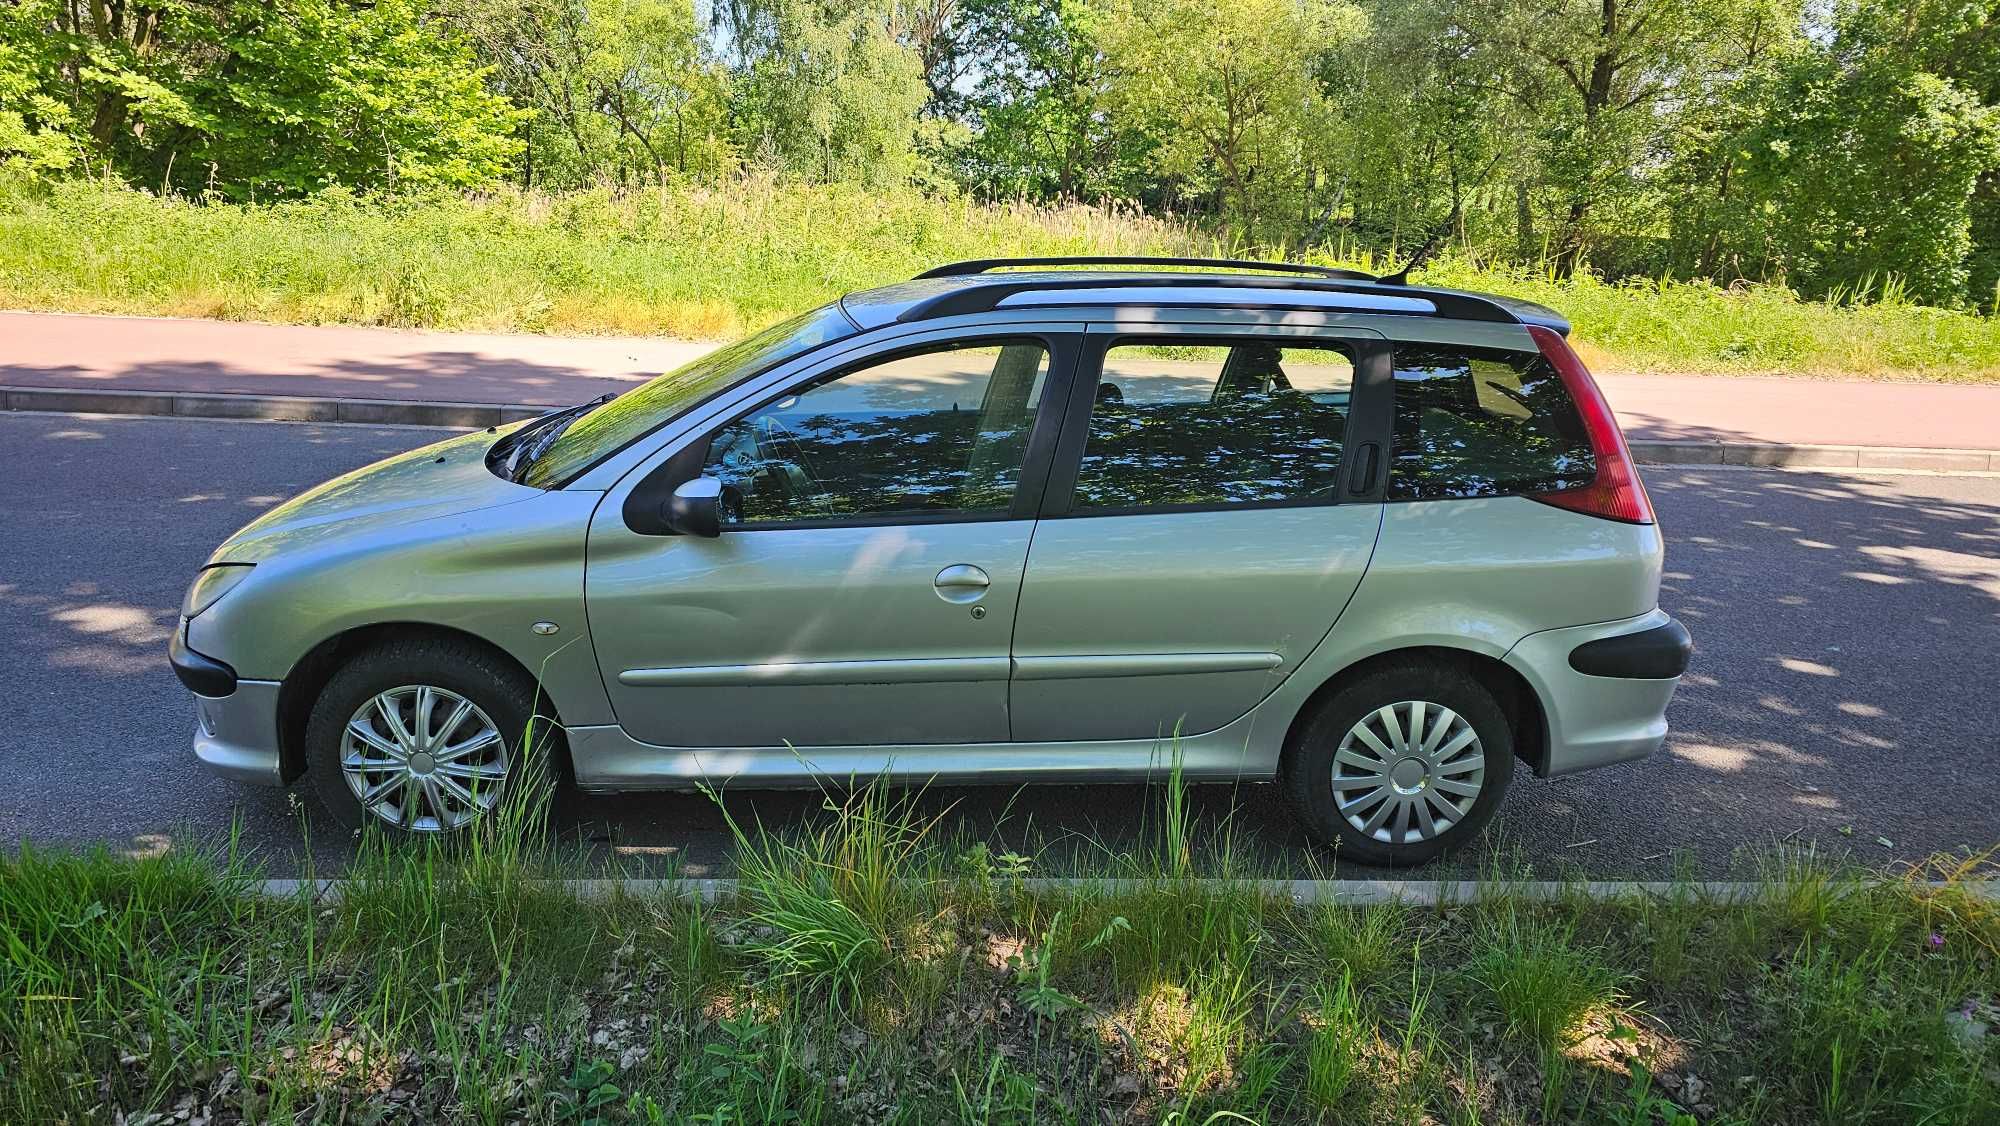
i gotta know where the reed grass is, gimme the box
[7,174,2000,381]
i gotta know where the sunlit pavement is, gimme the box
[4,411,1996,878]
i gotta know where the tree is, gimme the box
[1,0,522,197]
[0,12,87,174]
[451,0,729,187]
[1656,0,1809,279]
[1319,0,1519,257]
[1094,0,1365,235]
[1453,0,1749,265]
[718,0,929,185]
[1720,1,2000,303]
[943,0,1148,201]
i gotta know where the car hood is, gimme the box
[207,426,540,565]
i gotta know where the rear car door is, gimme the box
[585,327,1077,748]
[1008,322,1391,743]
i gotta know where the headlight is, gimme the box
[181,564,254,620]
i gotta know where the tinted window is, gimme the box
[523,304,855,488]
[1071,341,1353,509]
[1388,346,1594,500]
[704,341,1048,524]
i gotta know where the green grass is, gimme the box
[4,779,1995,1124]
[1465,903,1626,1054]
[5,174,2000,381]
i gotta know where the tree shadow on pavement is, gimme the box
[7,409,1996,880]
[2,352,656,407]
[1499,466,2000,877]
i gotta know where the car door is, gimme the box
[585,327,1077,749]
[1008,321,1391,743]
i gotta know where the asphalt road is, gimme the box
[4,411,1997,878]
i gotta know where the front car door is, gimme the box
[1009,321,1391,743]
[585,327,1077,750]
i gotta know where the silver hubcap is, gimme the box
[341,685,507,832]
[1331,700,1485,844]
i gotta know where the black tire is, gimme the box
[1281,660,1513,867]
[303,636,569,836]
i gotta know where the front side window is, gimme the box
[522,304,855,488]
[1070,340,1354,510]
[1387,346,1594,500]
[703,341,1050,525]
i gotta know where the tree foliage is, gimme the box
[447,0,729,189]
[1,0,522,197]
[720,0,928,186]
[3,0,1998,307]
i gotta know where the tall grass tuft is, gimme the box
[6,174,2000,380]
[1466,902,1626,1054]
[0,832,273,1121]
[1302,970,1368,1111]
[710,777,949,1013]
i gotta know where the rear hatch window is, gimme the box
[1387,345,1596,500]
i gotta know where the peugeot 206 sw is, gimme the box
[171,257,1691,865]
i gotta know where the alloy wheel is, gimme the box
[1330,700,1485,845]
[340,685,508,832]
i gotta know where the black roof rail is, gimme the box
[913,256,1384,283]
[896,273,1519,325]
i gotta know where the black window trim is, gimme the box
[623,329,1084,535]
[548,302,862,490]
[1381,340,1595,506]
[1036,328,1395,520]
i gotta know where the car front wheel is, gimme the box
[303,638,562,835]
[1282,661,1514,867]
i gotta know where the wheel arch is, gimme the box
[275,622,570,784]
[1281,645,1550,777]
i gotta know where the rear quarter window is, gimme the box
[1388,345,1595,500]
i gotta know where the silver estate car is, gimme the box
[172,256,1690,865]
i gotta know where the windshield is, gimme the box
[518,303,857,488]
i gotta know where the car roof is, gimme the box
[838,258,1571,337]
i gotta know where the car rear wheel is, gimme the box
[303,637,566,836]
[1282,661,1513,867]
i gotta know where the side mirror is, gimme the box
[664,476,723,538]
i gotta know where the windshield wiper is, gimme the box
[503,393,615,483]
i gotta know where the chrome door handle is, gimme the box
[933,564,991,604]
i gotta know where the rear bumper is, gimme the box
[1568,617,1691,680]
[1505,609,1688,777]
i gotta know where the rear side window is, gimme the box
[1388,345,1595,500]
[1071,340,1353,509]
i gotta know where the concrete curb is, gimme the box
[253,875,2000,905]
[7,384,1999,472]
[1,385,546,428]
[1628,439,2000,472]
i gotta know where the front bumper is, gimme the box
[1504,609,1688,777]
[170,623,238,696]
[191,679,286,786]
[175,619,286,786]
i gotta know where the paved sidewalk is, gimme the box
[6,310,1999,453]
[0,311,709,406]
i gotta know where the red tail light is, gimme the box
[1526,324,1655,525]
